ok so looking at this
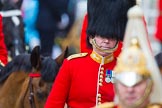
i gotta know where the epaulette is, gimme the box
[95,102,115,108]
[67,53,88,60]
[147,103,162,108]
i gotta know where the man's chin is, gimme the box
[124,100,137,106]
[100,47,111,50]
[99,51,110,56]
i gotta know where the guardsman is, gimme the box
[45,0,135,108]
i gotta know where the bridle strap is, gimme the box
[91,38,119,53]
[29,77,36,108]
[28,73,41,108]
[15,77,30,107]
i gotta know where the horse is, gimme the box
[0,46,69,108]
[0,0,26,59]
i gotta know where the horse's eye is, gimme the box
[39,79,45,87]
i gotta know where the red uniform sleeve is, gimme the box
[0,15,8,65]
[45,59,71,108]
[80,14,122,57]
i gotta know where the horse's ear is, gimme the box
[15,0,23,9]
[0,1,3,10]
[30,46,41,70]
[55,47,69,66]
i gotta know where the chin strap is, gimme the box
[91,39,119,53]
[132,79,153,108]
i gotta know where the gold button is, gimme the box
[100,71,104,74]
[98,102,101,105]
[98,94,101,97]
[98,97,101,101]
[101,67,104,70]
[99,75,103,79]
[99,83,102,86]
[99,79,103,83]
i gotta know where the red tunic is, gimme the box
[0,15,8,65]
[45,51,116,108]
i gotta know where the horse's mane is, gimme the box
[0,54,31,83]
[0,54,60,83]
[41,56,60,82]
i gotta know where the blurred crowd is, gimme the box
[21,0,87,58]
[20,0,162,57]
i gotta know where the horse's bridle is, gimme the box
[29,73,41,108]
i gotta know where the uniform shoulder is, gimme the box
[67,53,88,60]
[147,103,162,108]
[93,102,115,108]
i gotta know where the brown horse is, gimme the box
[0,46,68,108]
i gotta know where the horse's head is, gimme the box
[23,46,68,108]
[0,0,25,58]
[0,45,69,108]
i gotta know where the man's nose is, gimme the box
[126,86,134,93]
[103,38,110,43]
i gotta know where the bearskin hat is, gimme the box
[87,0,136,41]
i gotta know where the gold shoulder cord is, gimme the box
[147,103,162,108]
[67,53,88,60]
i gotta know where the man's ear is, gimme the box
[89,37,93,44]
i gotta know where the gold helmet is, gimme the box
[114,37,151,87]
[114,1,162,105]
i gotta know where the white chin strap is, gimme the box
[91,39,119,53]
